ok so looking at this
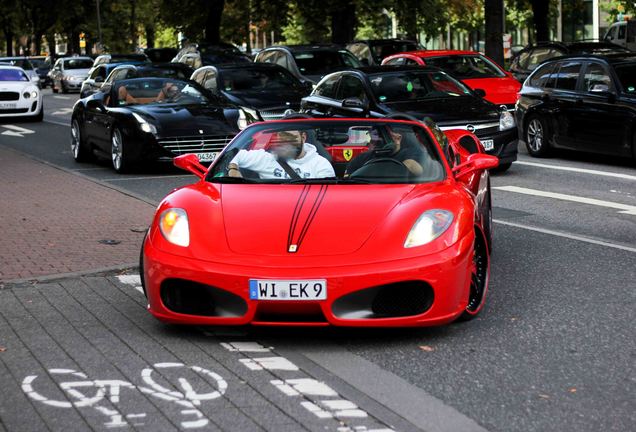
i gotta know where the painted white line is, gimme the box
[220,342,271,352]
[239,357,299,371]
[494,185,636,215]
[1,124,35,137]
[102,175,193,182]
[494,219,636,253]
[51,108,74,116]
[116,274,144,295]
[44,119,70,127]
[515,160,636,181]
[53,95,70,100]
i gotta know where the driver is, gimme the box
[227,130,335,180]
[345,127,424,177]
[157,82,182,102]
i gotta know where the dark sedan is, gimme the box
[71,77,244,172]
[190,63,312,121]
[516,53,636,160]
[301,66,518,170]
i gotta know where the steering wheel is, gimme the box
[350,157,411,179]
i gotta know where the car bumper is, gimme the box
[0,97,42,117]
[142,231,475,327]
[62,81,83,91]
[475,128,518,165]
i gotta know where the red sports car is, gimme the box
[382,50,521,110]
[141,118,498,327]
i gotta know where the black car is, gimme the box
[81,61,151,98]
[509,41,630,83]
[347,39,423,66]
[190,63,312,121]
[29,57,51,88]
[516,53,636,160]
[254,45,362,85]
[103,63,194,86]
[71,77,244,172]
[301,66,518,170]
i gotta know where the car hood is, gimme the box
[462,77,521,105]
[0,81,37,91]
[128,104,238,137]
[381,96,499,124]
[223,89,303,109]
[220,184,415,256]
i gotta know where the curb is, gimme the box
[0,263,138,288]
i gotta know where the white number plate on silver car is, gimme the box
[249,279,327,300]
[480,139,494,151]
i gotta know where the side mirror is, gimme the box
[590,84,616,102]
[86,99,105,112]
[174,154,207,179]
[474,88,487,98]
[452,153,499,180]
[341,97,369,114]
[94,76,104,83]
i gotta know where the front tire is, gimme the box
[525,115,551,157]
[30,106,43,122]
[71,118,93,162]
[457,229,490,322]
[111,127,131,173]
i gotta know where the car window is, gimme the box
[112,78,210,106]
[337,75,367,101]
[260,51,277,64]
[527,48,562,71]
[340,51,362,68]
[348,43,370,63]
[405,58,420,66]
[529,63,556,88]
[424,54,505,79]
[275,52,289,69]
[369,70,472,103]
[99,67,107,79]
[554,62,582,91]
[219,67,301,92]
[203,70,219,92]
[385,57,404,65]
[293,51,360,75]
[0,68,29,81]
[64,59,93,69]
[606,25,617,41]
[314,74,340,99]
[614,63,636,94]
[583,63,613,92]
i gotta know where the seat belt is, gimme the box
[276,157,302,180]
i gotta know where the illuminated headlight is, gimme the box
[159,208,189,247]
[133,112,158,134]
[237,107,259,130]
[404,210,454,248]
[499,110,515,131]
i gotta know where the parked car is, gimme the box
[382,50,521,110]
[509,41,630,82]
[301,66,518,171]
[347,39,423,66]
[190,63,312,121]
[81,61,150,98]
[140,117,498,326]
[102,63,194,86]
[603,20,636,51]
[29,57,51,88]
[0,57,40,87]
[0,65,42,121]
[516,53,636,160]
[49,56,94,93]
[254,45,362,85]
[145,47,179,63]
[92,53,150,67]
[71,77,246,172]
[172,44,251,68]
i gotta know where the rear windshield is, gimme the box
[614,63,636,93]
[424,55,505,79]
[293,51,361,75]
[64,59,94,69]
[368,71,472,102]
[112,78,210,106]
[219,67,302,92]
[0,69,29,81]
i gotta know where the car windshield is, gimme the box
[369,71,472,102]
[208,120,446,185]
[219,67,302,92]
[1,59,33,70]
[423,55,505,79]
[64,59,94,69]
[110,55,149,63]
[0,68,29,81]
[112,78,210,106]
[293,51,361,75]
[614,63,636,94]
[370,42,419,62]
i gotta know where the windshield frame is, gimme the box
[205,119,448,185]
[423,54,506,79]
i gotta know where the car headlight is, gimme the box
[237,107,259,130]
[132,112,158,134]
[23,89,38,98]
[499,109,515,131]
[404,210,454,248]
[159,208,189,247]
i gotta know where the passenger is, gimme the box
[157,82,181,102]
[117,85,137,105]
[227,130,335,180]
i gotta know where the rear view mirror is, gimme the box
[453,153,499,180]
[174,154,207,179]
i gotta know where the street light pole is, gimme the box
[96,0,103,50]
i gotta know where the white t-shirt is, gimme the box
[230,143,335,179]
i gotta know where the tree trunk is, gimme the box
[530,0,550,42]
[484,0,504,67]
[46,32,55,60]
[145,24,155,49]
[34,33,43,56]
[68,31,80,54]
[204,0,225,46]
[5,31,13,56]
[330,1,356,45]
[130,0,137,50]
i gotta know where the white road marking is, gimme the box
[53,95,70,100]
[271,378,338,397]
[116,275,143,294]
[51,108,74,116]
[1,124,36,137]
[239,357,299,371]
[44,119,70,127]
[515,160,636,181]
[494,219,636,253]
[220,342,271,352]
[494,185,636,215]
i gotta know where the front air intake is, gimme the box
[160,279,247,317]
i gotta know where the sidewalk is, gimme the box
[0,146,155,282]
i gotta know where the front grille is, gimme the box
[440,121,500,136]
[158,135,233,155]
[0,92,19,101]
[259,106,297,121]
[0,108,28,114]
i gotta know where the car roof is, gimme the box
[267,44,344,53]
[355,65,440,74]
[394,49,482,58]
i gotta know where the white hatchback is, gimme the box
[0,65,43,121]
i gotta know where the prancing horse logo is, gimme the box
[343,149,353,161]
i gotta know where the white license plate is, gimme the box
[197,152,217,162]
[0,103,16,109]
[480,139,494,151]
[249,279,327,301]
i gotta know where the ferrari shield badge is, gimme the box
[343,149,353,161]
[288,244,298,253]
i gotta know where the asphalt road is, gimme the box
[0,89,634,432]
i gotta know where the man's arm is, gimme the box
[228,149,270,177]
[315,157,336,178]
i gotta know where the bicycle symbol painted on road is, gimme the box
[22,362,227,429]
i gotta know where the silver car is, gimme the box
[0,57,40,87]
[49,57,94,93]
